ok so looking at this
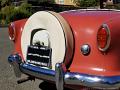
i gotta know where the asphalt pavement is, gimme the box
[0,27,58,90]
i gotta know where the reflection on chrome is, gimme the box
[87,77,101,82]
[75,74,83,79]
[8,54,120,90]
[64,74,70,78]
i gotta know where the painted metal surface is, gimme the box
[11,19,27,60]
[12,10,120,76]
[61,10,120,76]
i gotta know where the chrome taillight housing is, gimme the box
[97,24,111,52]
[8,23,16,41]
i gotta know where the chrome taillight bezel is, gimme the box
[97,24,111,52]
[8,23,16,41]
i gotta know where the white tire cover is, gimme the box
[21,11,74,70]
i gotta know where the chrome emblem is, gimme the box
[81,44,90,56]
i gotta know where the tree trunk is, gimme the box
[100,0,104,9]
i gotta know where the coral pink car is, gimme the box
[8,9,120,90]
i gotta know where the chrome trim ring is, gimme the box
[81,44,91,55]
[97,24,111,52]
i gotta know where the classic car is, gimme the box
[8,9,120,90]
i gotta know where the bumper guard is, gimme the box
[8,54,120,90]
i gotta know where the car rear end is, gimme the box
[8,9,120,90]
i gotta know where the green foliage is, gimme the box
[7,4,32,23]
[0,0,11,7]
[105,5,114,9]
[105,4,120,9]
[73,0,99,7]
[115,4,120,9]
[38,0,55,4]
[19,2,32,10]
[0,2,32,24]
[0,6,14,24]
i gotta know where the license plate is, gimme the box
[26,45,52,68]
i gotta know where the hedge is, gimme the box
[0,3,32,24]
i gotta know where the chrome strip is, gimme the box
[60,9,120,14]
[20,63,55,82]
[8,54,22,64]
[55,63,64,90]
[8,54,22,77]
[20,63,120,89]
[64,72,120,89]
[8,54,120,89]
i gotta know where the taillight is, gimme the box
[8,23,16,41]
[97,24,111,52]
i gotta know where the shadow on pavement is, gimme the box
[39,81,56,90]
[39,81,72,90]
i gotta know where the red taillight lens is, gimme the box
[98,27,107,48]
[97,24,110,51]
[8,23,16,41]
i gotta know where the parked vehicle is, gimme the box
[8,9,120,90]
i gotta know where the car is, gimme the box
[8,9,120,90]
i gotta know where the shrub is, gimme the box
[115,4,120,9]
[0,3,32,24]
[7,3,32,23]
[73,0,99,7]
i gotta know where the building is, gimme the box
[105,0,120,5]
[106,0,114,5]
[55,0,75,5]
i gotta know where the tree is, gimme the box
[73,0,99,7]
[100,0,105,9]
[0,1,32,24]
[0,0,12,7]
[38,0,55,4]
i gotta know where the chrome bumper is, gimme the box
[8,54,120,90]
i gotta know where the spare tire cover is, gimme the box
[21,11,74,70]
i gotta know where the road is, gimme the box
[0,27,58,90]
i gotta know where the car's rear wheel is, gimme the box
[21,11,74,70]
